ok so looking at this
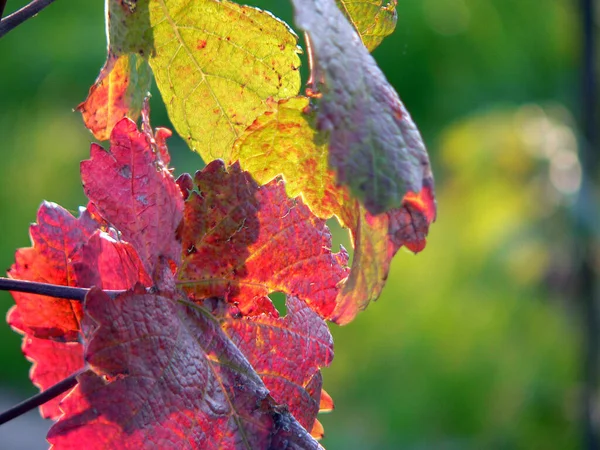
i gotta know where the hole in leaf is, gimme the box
[268,291,287,316]
[326,218,354,266]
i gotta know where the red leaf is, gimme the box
[221,295,333,431]
[8,201,156,419]
[6,203,96,419]
[178,160,349,319]
[47,288,321,450]
[388,182,436,253]
[16,325,83,420]
[9,120,341,443]
[8,203,99,341]
[72,230,152,290]
[81,118,184,280]
[231,97,436,324]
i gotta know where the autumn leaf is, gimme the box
[177,159,349,319]
[6,116,181,422]
[291,0,433,216]
[47,287,322,450]
[71,230,153,290]
[233,97,436,324]
[8,203,99,341]
[17,336,83,420]
[8,118,341,443]
[78,1,152,140]
[81,117,184,280]
[331,187,436,324]
[220,295,333,432]
[3,0,440,446]
[231,97,352,221]
[6,201,154,419]
[336,0,398,51]
[143,0,301,161]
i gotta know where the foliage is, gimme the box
[2,0,438,448]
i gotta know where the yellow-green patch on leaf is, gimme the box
[232,97,352,222]
[147,0,302,162]
[336,0,398,51]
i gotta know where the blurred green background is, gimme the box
[0,0,592,449]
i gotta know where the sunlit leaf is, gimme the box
[336,0,398,51]
[8,204,98,341]
[292,0,433,216]
[331,187,436,324]
[79,0,152,139]
[146,0,301,161]
[81,118,184,280]
[177,159,349,319]
[233,97,436,324]
[221,295,333,431]
[7,201,154,419]
[78,54,151,141]
[47,288,321,449]
[231,97,352,221]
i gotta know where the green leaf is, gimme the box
[335,0,398,51]
[107,0,153,55]
[146,0,302,161]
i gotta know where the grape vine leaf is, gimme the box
[144,0,301,161]
[9,118,338,444]
[7,204,97,341]
[6,202,155,419]
[220,295,333,432]
[335,0,398,51]
[78,1,152,140]
[17,336,83,420]
[177,159,350,319]
[232,97,436,324]
[81,118,184,280]
[331,188,436,324]
[71,230,153,290]
[47,287,322,450]
[291,0,433,216]
[231,97,351,221]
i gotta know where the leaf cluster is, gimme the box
[3,0,435,448]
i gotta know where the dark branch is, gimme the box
[0,0,8,20]
[0,0,56,39]
[0,369,84,426]
[0,277,127,301]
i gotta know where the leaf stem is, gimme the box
[0,277,126,301]
[0,0,56,39]
[0,369,84,426]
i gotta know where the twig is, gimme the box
[0,277,127,301]
[0,0,56,39]
[0,0,8,19]
[0,369,84,426]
